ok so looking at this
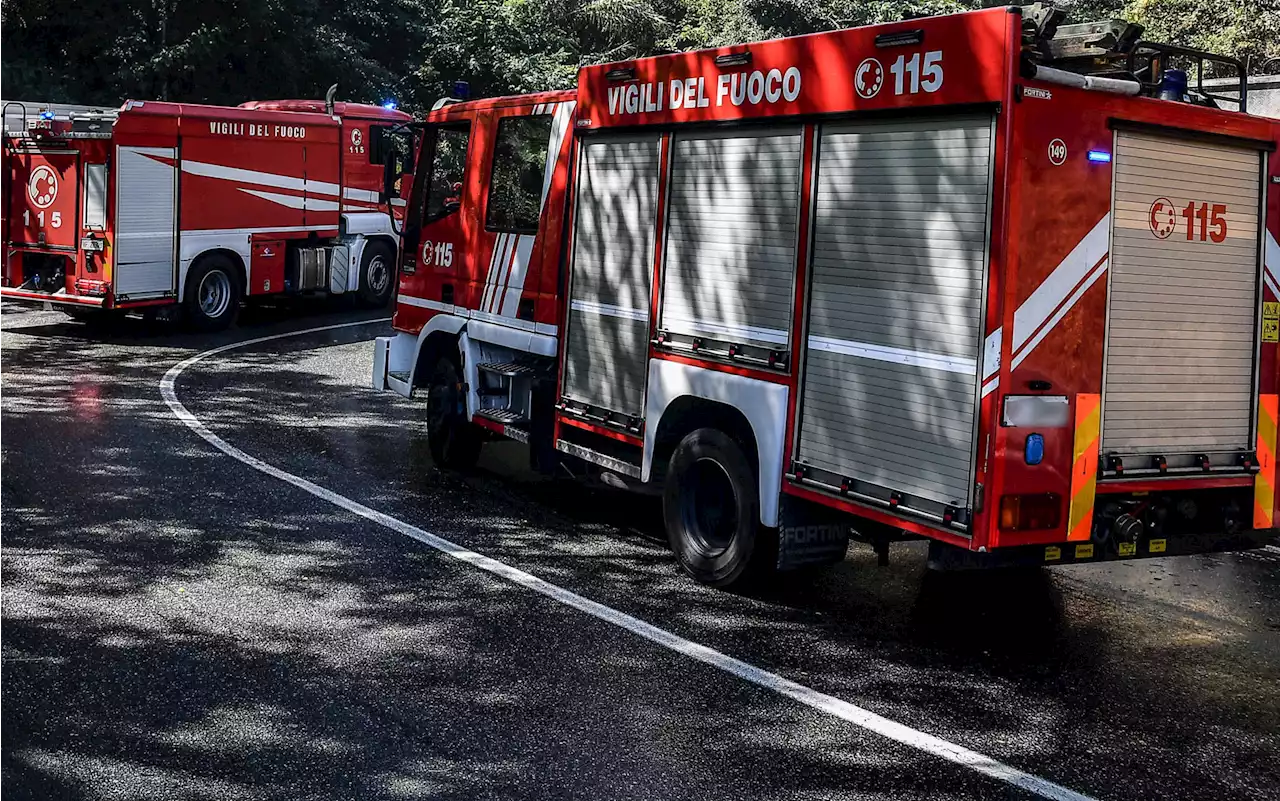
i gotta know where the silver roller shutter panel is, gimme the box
[798,116,994,507]
[661,127,803,348]
[114,146,177,298]
[562,134,661,417]
[1102,132,1263,461]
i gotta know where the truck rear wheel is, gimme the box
[663,427,772,587]
[357,242,395,308]
[425,355,482,469]
[184,256,240,331]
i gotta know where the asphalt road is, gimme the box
[3,301,1279,801]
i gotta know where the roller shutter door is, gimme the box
[115,146,177,298]
[797,116,994,508]
[562,134,661,417]
[660,127,803,349]
[1102,132,1263,463]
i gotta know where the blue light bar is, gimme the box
[39,110,55,120]
[382,100,398,110]
[1087,150,1112,163]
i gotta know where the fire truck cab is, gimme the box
[2,96,412,328]
[375,6,1280,585]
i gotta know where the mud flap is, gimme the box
[776,495,850,571]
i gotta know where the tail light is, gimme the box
[999,493,1062,531]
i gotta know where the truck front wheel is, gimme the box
[184,256,240,331]
[357,242,395,308]
[425,355,482,469]
[663,427,771,587]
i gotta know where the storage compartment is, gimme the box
[250,239,286,295]
[1101,131,1264,468]
[795,115,995,513]
[114,146,177,299]
[562,133,661,418]
[658,127,803,354]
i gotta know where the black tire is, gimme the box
[425,354,482,469]
[663,428,773,587]
[356,241,395,307]
[184,256,240,331]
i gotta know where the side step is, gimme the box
[474,409,530,443]
[555,439,642,479]
[478,362,536,377]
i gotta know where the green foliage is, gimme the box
[2,0,1275,112]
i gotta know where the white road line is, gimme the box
[160,320,1099,801]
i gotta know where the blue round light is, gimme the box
[381,100,398,110]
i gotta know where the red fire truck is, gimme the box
[373,6,1280,585]
[2,94,411,328]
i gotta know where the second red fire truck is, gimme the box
[2,94,412,328]
[373,7,1280,585]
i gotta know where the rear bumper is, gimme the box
[371,333,414,397]
[0,287,104,307]
[929,527,1277,570]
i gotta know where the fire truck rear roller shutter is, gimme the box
[1101,131,1263,463]
[660,127,803,349]
[562,134,661,418]
[83,163,107,230]
[114,146,177,298]
[797,115,994,508]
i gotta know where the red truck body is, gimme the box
[2,98,411,324]
[375,7,1280,581]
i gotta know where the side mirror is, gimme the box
[381,154,397,202]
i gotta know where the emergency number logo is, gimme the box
[27,165,58,209]
[1148,197,1177,239]
[855,58,884,99]
[349,127,365,154]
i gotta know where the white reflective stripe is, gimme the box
[1266,230,1280,297]
[808,335,977,376]
[240,189,340,213]
[390,198,407,208]
[499,235,538,317]
[1011,258,1108,370]
[398,295,456,313]
[982,328,1001,381]
[670,318,789,345]
[180,159,341,196]
[395,295,560,337]
[981,377,999,398]
[180,225,334,237]
[483,233,512,311]
[343,187,380,203]
[1011,214,1111,358]
[570,298,648,322]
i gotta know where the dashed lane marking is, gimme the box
[161,320,1100,801]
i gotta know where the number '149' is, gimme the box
[1180,201,1227,243]
[22,209,62,228]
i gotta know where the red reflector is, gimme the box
[999,493,1062,531]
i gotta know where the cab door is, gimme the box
[399,119,477,312]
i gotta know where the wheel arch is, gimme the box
[643,359,789,528]
[410,314,468,389]
[184,248,247,299]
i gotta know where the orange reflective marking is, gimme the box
[1067,394,1101,542]
[1254,394,1277,529]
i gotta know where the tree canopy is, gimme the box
[2,0,1276,113]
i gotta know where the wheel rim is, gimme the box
[683,457,739,557]
[367,254,390,295]
[198,269,232,318]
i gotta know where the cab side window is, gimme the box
[485,115,553,234]
[421,124,471,223]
